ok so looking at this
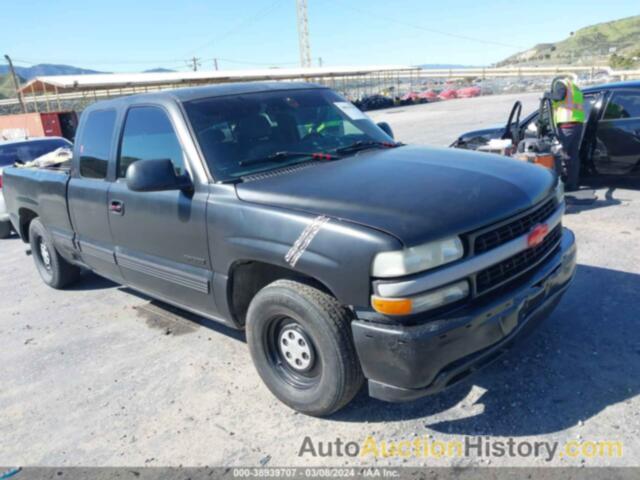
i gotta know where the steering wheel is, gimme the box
[501,101,522,142]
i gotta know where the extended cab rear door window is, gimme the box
[78,109,117,179]
[117,106,185,178]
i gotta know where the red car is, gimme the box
[417,89,439,101]
[438,89,458,100]
[400,91,421,103]
[457,86,481,98]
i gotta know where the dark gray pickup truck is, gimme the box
[4,82,576,416]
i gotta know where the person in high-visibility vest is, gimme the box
[550,77,585,191]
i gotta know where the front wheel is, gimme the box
[28,218,81,289]
[246,280,364,416]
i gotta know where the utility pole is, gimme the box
[213,58,219,71]
[4,54,26,113]
[188,56,201,71]
[318,57,323,67]
[296,0,312,68]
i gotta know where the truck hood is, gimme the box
[235,145,556,246]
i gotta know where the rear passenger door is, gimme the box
[68,108,124,283]
[594,89,640,175]
[107,105,217,316]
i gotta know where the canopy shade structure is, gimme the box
[18,66,419,95]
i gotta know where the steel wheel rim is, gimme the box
[38,238,52,271]
[278,326,314,372]
[266,317,321,389]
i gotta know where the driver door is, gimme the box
[592,89,640,175]
[107,105,218,317]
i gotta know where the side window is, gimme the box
[118,107,185,178]
[603,92,640,120]
[78,109,117,179]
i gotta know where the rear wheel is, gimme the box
[29,218,81,289]
[246,280,364,416]
[0,221,11,239]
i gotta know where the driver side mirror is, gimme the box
[126,158,192,193]
[377,122,394,139]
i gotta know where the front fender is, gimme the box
[208,193,401,308]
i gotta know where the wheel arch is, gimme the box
[226,259,340,327]
[17,207,39,243]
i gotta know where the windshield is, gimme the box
[183,88,392,181]
[0,138,71,167]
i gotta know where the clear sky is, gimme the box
[2,0,638,72]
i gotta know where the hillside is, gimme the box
[498,15,640,68]
[0,64,103,81]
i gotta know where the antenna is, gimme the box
[296,0,312,68]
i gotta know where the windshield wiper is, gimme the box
[239,151,337,167]
[334,141,402,155]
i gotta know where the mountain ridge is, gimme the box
[498,15,640,68]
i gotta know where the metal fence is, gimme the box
[1,65,638,115]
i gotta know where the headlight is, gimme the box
[555,179,564,203]
[372,236,464,278]
[372,280,469,315]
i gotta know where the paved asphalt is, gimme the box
[1,92,639,468]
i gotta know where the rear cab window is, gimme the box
[77,109,117,179]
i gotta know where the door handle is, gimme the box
[110,200,124,215]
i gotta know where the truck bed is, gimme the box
[3,166,72,241]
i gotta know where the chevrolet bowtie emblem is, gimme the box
[527,224,549,248]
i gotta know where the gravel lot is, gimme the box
[1,92,639,468]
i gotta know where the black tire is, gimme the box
[246,279,364,416]
[29,218,81,289]
[0,221,11,239]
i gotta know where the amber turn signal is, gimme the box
[371,296,413,315]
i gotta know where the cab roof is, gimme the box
[583,80,640,94]
[83,81,326,111]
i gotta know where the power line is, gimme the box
[12,57,185,66]
[9,55,299,72]
[338,4,526,50]
[186,0,286,56]
[215,57,299,66]
[187,57,201,71]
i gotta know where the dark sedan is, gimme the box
[452,81,640,179]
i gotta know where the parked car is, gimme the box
[452,80,640,180]
[399,91,424,105]
[456,86,481,98]
[438,89,458,100]
[3,82,576,416]
[418,89,439,101]
[0,136,72,238]
[354,94,395,111]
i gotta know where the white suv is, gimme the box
[0,136,72,238]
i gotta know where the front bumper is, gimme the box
[352,227,577,402]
